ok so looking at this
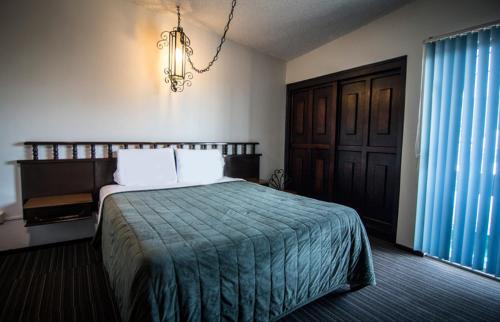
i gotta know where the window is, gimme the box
[414,25,500,277]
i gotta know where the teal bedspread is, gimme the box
[98,181,375,322]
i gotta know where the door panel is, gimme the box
[333,151,363,209]
[289,148,311,195]
[310,149,332,200]
[290,90,310,144]
[364,152,397,239]
[338,81,366,146]
[312,86,334,144]
[369,75,402,147]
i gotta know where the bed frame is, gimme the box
[18,141,261,225]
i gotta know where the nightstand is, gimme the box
[23,193,93,226]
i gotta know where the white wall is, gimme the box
[286,0,500,248]
[0,0,286,250]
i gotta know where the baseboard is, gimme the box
[395,243,424,257]
[425,255,499,282]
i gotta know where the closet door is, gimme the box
[363,74,402,240]
[310,85,335,200]
[288,89,312,194]
[334,72,403,242]
[334,79,368,208]
[287,85,335,199]
[286,57,406,243]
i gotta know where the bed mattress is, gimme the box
[96,180,375,322]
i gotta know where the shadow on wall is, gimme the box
[4,143,41,220]
[3,152,23,221]
[247,53,286,178]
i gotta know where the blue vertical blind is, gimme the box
[415,26,500,277]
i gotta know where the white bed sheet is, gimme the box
[97,177,243,223]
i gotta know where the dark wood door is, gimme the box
[286,57,406,242]
[334,72,403,241]
[287,85,335,199]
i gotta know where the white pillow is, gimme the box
[113,148,177,186]
[175,149,225,184]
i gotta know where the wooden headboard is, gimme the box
[18,141,261,222]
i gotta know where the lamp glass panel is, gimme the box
[169,30,185,80]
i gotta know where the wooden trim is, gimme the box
[284,84,292,189]
[289,144,330,150]
[335,146,398,153]
[24,141,258,146]
[286,56,407,90]
[328,82,338,201]
[388,57,407,243]
[20,141,261,161]
[395,243,424,257]
[18,159,99,164]
[18,155,262,165]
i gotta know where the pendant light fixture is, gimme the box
[157,1,237,92]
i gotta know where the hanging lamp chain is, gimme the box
[177,0,237,74]
[177,5,181,28]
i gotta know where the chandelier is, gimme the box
[156,1,237,92]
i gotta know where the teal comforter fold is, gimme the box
[99,181,375,322]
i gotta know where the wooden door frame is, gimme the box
[285,56,407,242]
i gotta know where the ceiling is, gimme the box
[134,0,413,60]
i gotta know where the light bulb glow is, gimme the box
[175,48,183,62]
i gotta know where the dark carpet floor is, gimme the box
[0,239,499,322]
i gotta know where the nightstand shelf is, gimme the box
[23,193,93,226]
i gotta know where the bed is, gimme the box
[18,141,375,322]
[96,179,375,322]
